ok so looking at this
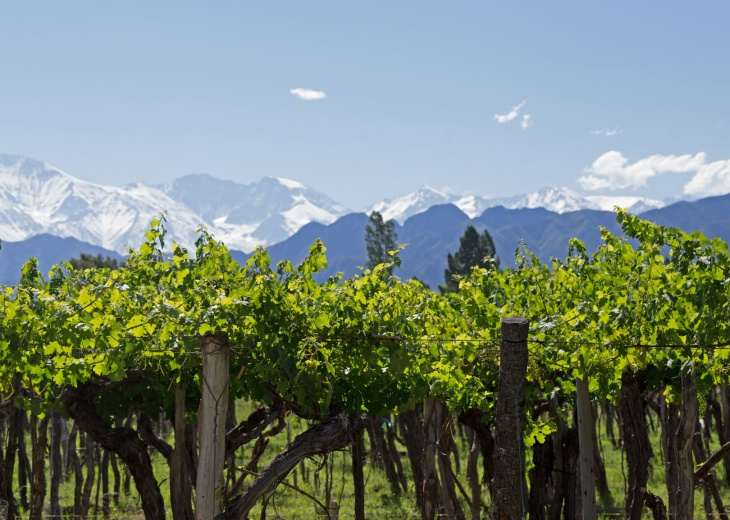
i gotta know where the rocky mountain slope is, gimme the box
[0,155,348,254]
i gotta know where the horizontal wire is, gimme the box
[55,337,730,356]
[532,339,730,350]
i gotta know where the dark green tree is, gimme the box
[440,225,499,294]
[69,253,123,270]
[365,211,398,274]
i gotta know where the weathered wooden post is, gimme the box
[575,377,597,520]
[197,333,229,520]
[493,316,528,520]
[666,374,698,519]
[421,398,440,520]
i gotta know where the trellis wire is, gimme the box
[62,332,730,355]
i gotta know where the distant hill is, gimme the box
[640,193,730,245]
[0,234,125,285]
[233,193,730,289]
[3,193,729,289]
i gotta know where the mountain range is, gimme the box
[0,154,348,254]
[233,193,730,290]
[369,186,665,224]
[0,154,727,288]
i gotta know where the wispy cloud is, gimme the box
[578,150,730,197]
[683,159,730,197]
[591,127,624,137]
[495,101,531,128]
[290,88,326,101]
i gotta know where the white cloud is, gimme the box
[683,159,730,197]
[494,101,524,123]
[579,151,706,190]
[591,127,624,137]
[290,88,326,101]
[495,101,531,128]
[578,150,730,197]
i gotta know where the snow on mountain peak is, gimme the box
[0,154,672,256]
[0,155,350,254]
[370,185,666,223]
[584,195,665,213]
[277,177,306,190]
[453,195,480,218]
[518,186,590,212]
[369,186,452,223]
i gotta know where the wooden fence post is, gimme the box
[493,316,529,520]
[421,398,439,520]
[197,333,229,520]
[575,377,596,520]
[666,374,698,519]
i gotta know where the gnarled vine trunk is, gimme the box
[436,403,465,520]
[466,427,482,520]
[458,408,495,501]
[618,369,652,520]
[665,375,698,519]
[693,425,729,520]
[398,406,424,506]
[61,379,166,520]
[217,414,367,520]
[170,383,195,520]
[29,408,49,520]
[49,408,64,517]
[3,410,20,519]
[352,428,365,520]
[527,436,553,520]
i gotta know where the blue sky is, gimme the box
[1,2,728,210]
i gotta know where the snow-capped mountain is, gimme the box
[0,155,205,253]
[583,195,664,214]
[156,174,348,247]
[369,186,453,223]
[370,186,665,223]
[0,155,349,254]
[474,187,664,215]
[0,154,670,257]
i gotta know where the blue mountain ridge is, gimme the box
[232,193,730,289]
[2,193,729,289]
[0,234,125,285]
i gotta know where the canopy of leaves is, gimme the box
[1,209,730,438]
